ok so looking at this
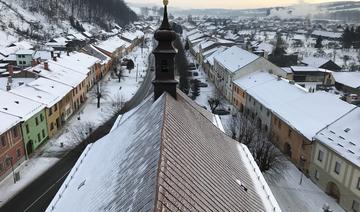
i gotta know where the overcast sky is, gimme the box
[126,0,351,9]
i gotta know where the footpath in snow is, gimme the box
[0,39,152,207]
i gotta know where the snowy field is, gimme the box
[0,39,152,206]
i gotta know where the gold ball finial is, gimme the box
[163,0,169,6]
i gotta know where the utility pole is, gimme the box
[6,155,16,183]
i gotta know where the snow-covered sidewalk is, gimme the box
[266,161,344,212]
[0,37,152,207]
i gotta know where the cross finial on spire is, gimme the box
[163,0,169,6]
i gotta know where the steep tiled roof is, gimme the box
[47,91,280,212]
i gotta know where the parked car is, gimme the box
[213,109,230,115]
[199,82,208,87]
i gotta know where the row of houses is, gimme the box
[186,26,360,211]
[232,70,360,212]
[0,32,145,182]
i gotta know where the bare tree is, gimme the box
[104,93,125,118]
[208,90,224,113]
[67,121,95,147]
[91,82,110,108]
[227,112,287,179]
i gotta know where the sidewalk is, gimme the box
[0,39,152,207]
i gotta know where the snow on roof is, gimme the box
[96,36,129,53]
[34,51,52,61]
[316,108,360,167]
[8,41,33,50]
[45,37,69,47]
[10,84,60,107]
[200,40,215,50]
[54,52,100,75]
[281,67,293,74]
[0,77,34,91]
[274,91,356,140]
[29,61,86,88]
[290,66,321,72]
[27,78,73,98]
[247,76,308,111]
[3,54,16,61]
[0,90,45,121]
[214,46,259,73]
[0,112,21,135]
[205,46,228,66]
[71,33,87,41]
[47,92,279,212]
[312,30,342,39]
[233,71,278,90]
[16,50,35,55]
[82,45,111,64]
[0,47,18,56]
[332,71,360,89]
[188,32,205,41]
[302,56,331,68]
[121,30,144,41]
[255,42,274,53]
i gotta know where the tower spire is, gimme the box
[152,0,178,100]
[160,0,171,30]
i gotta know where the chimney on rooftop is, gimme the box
[50,51,54,59]
[31,59,37,67]
[44,62,49,70]
[57,52,61,58]
[7,64,14,78]
[152,0,178,100]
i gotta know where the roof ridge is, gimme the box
[153,93,169,211]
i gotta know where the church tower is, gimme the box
[152,0,178,100]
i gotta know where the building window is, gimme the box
[42,129,45,138]
[49,107,52,116]
[35,117,39,126]
[315,169,319,180]
[1,136,5,147]
[26,124,30,134]
[353,200,359,212]
[13,127,18,137]
[267,109,270,117]
[37,133,41,142]
[50,123,54,130]
[288,129,292,138]
[317,150,324,162]
[357,178,360,190]
[16,149,21,157]
[54,104,58,111]
[334,161,341,174]
[40,114,44,122]
[278,121,282,129]
[161,60,168,72]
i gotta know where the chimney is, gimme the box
[152,0,178,100]
[50,51,54,59]
[57,52,61,58]
[7,64,14,78]
[31,59,37,67]
[44,62,49,70]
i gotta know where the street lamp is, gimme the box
[6,155,16,183]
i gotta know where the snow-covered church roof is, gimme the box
[46,91,280,212]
